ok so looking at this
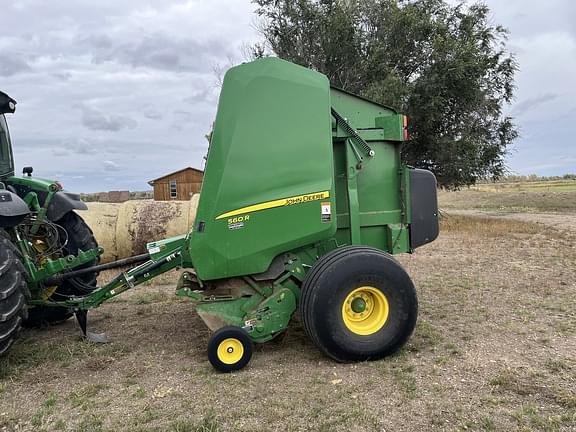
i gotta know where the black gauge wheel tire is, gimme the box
[207,326,254,373]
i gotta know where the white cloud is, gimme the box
[80,105,138,132]
[103,160,121,171]
[1,0,259,192]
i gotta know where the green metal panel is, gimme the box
[330,87,398,128]
[330,88,409,252]
[186,58,336,280]
[7,175,55,192]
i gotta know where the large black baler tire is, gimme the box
[24,212,99,327]
[0,232,29,356]
[300,246,418,362]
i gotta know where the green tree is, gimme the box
[252,0,518,188]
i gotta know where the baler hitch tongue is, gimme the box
[74,309,109,343]
[61,247,185,342]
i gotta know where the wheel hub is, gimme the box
[217,338,244,365]
[351,297,367,313]
[342,286,389,336]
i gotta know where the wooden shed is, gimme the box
[147,167,204,201]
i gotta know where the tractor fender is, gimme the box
[47,191,87,221]
[0,190,30,227]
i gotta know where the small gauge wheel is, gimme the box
[207,326,253,372]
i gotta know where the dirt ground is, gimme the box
[0,193,575,431]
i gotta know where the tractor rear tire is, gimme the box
[0,232,29,356]
[300,246,418,362]
[24,212,99,327]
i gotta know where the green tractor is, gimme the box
[0,58,439,372]
[0,91,100,354]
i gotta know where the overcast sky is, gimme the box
[1,0,574,192]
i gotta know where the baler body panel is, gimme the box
[188,58,336,280]
[332,140,405,250]
[330,87,398,126]
[330,88,410,253]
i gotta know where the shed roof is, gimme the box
[147,167,204,186]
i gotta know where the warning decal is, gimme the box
[321,201,331,223]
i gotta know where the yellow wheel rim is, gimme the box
[217,338,244,365]
[342,286,389,335]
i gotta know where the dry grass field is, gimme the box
[0,184,575,432]
[439,180,576,213]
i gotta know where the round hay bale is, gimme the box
[83,195,199,263]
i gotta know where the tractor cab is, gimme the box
[0,91,16,178]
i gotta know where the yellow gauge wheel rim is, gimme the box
[342,286,389,335]
[217,338,244,365]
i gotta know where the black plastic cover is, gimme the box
[0,190,29,227]
[47,191,88,221]
[0,92,16,114]
[409,168,439,249]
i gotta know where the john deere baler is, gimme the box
[22,57,438,372]
[175,57,439,370]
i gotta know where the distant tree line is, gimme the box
[482,174,576,184]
